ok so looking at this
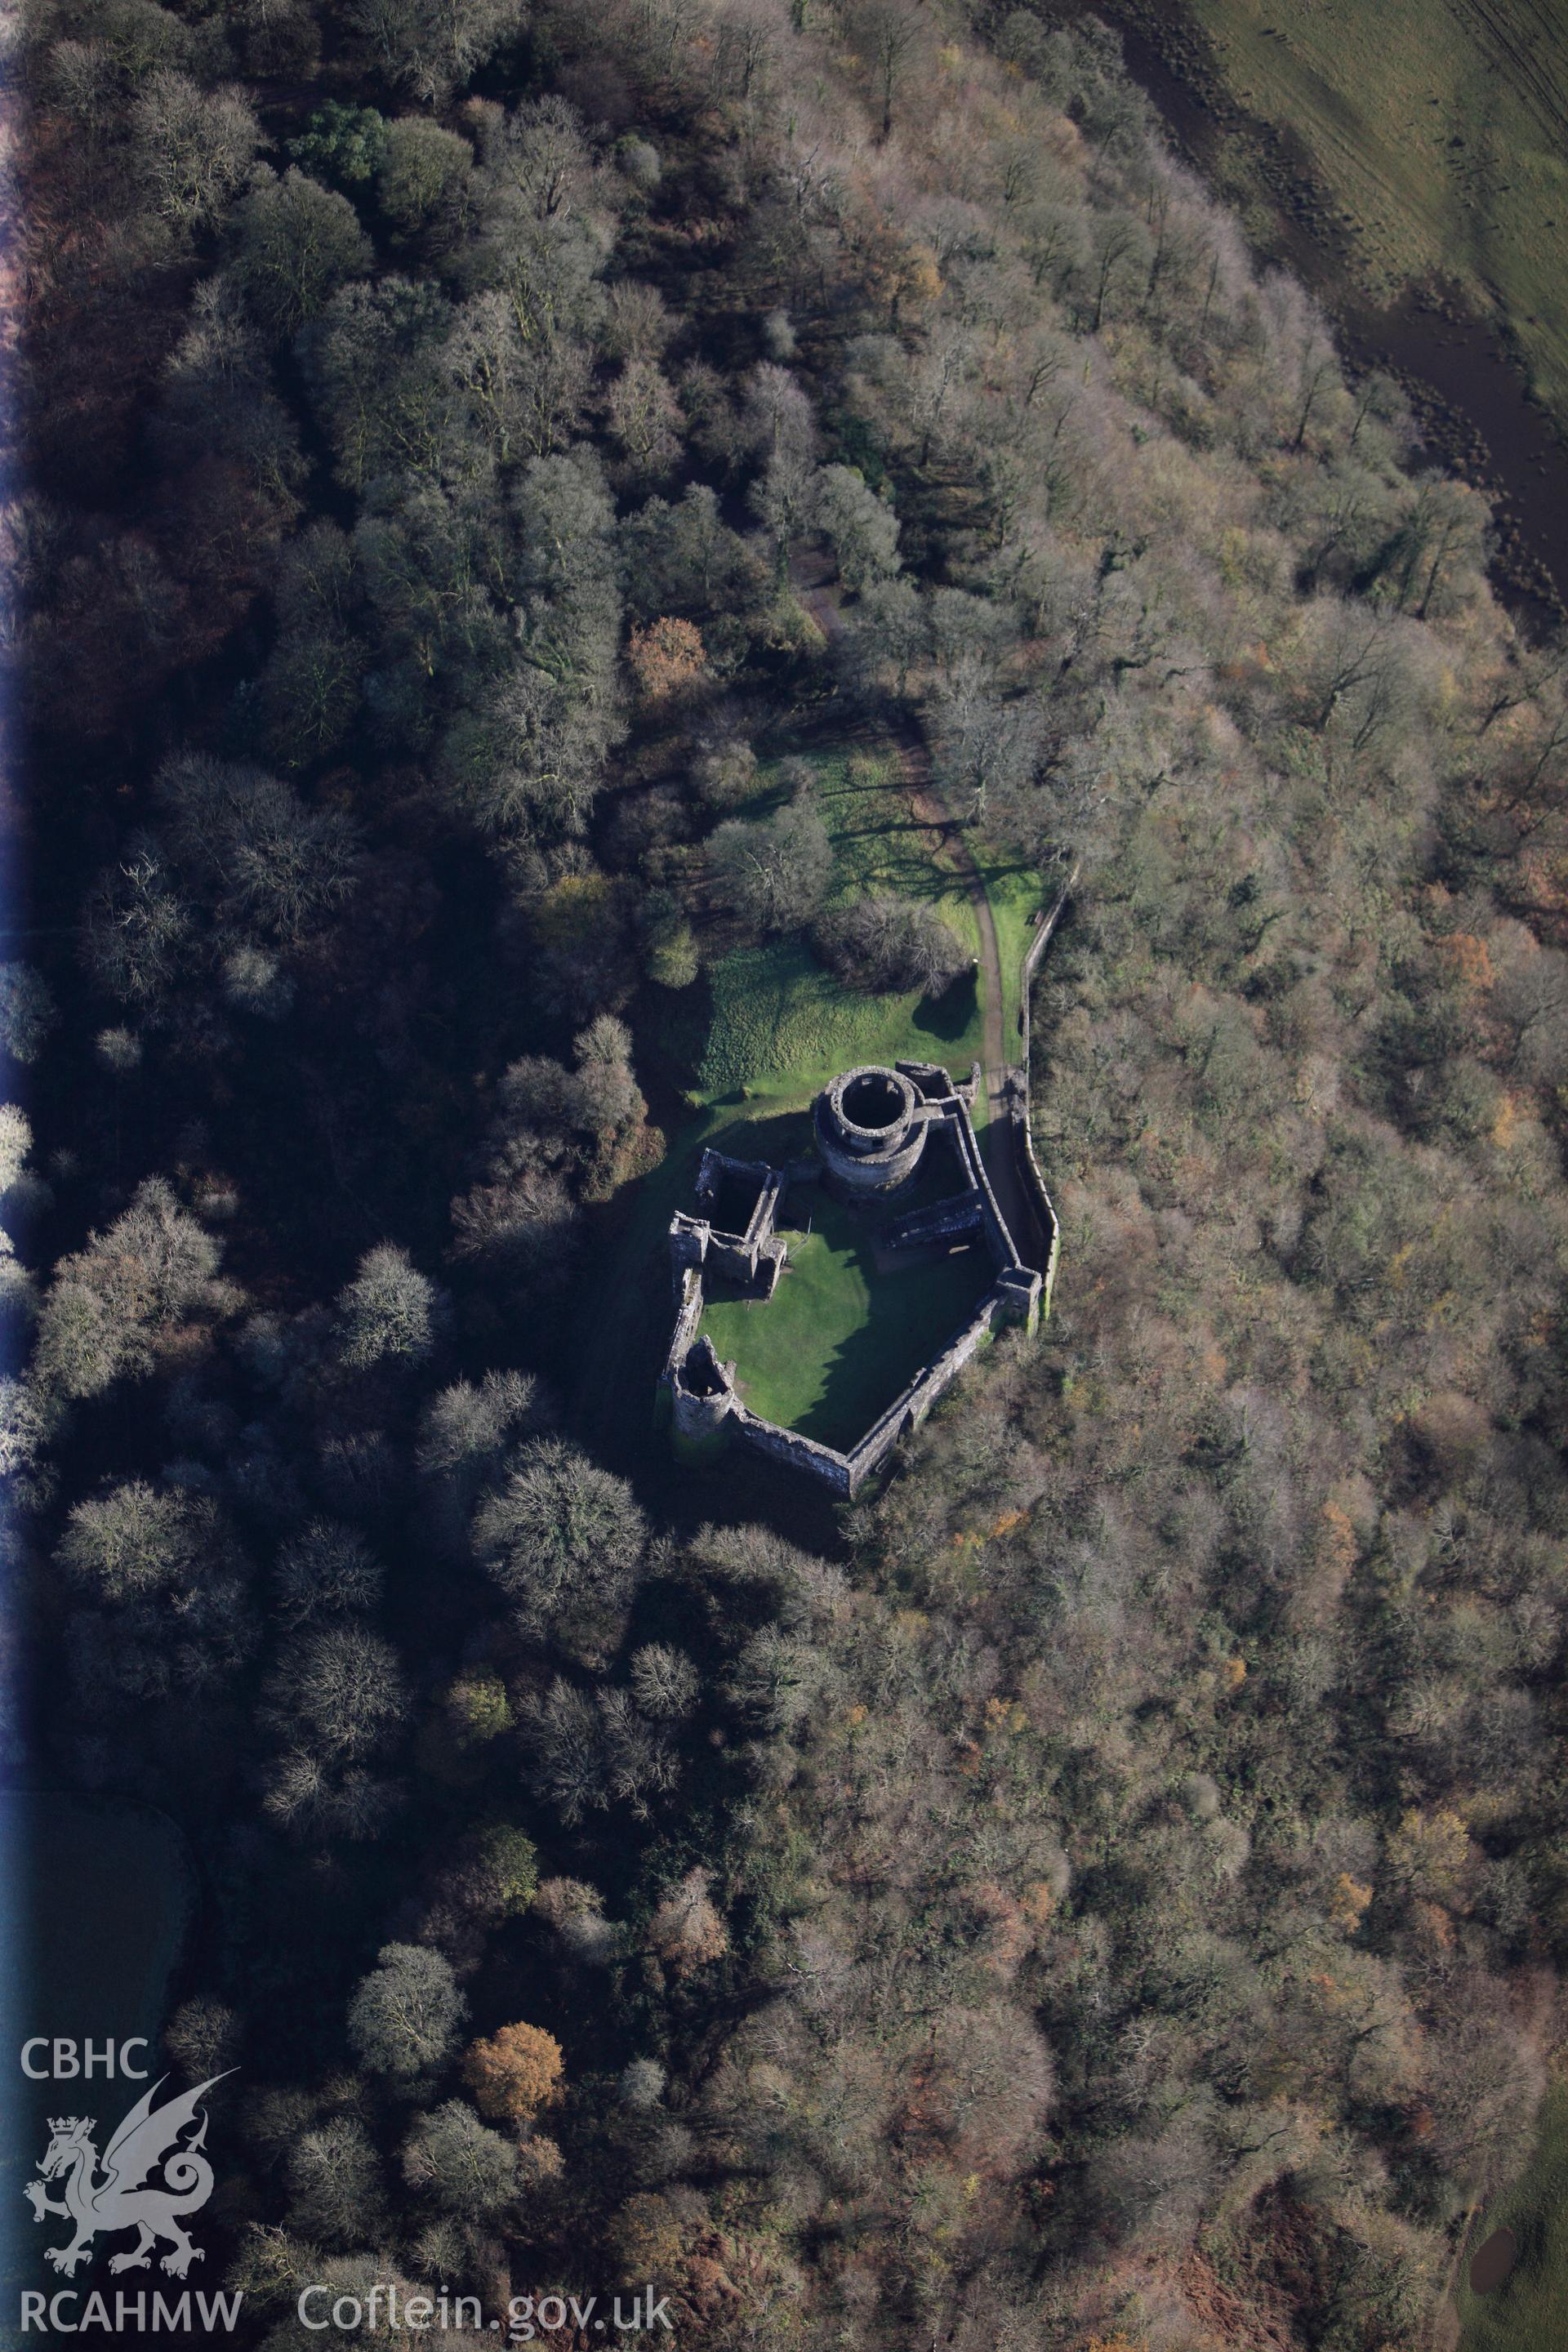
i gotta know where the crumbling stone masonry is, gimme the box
[660,1061,1043,1496]
[669,1147,787,1294]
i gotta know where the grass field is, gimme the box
[699,1187,992,1449]
[1457,2081,1568,2352]
[978,850,1049,1053]
[697,940,982,1098]
[1175,0,1568,416]
[693,748,1006,1102]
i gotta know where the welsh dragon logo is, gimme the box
[24,2074,233,2278]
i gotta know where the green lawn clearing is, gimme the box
[697,938,982,1098]
[1458,2081,1568,2352]
[815,745,974,906]
[693,746,1040,1101]
[976,849,1053,1054]
[699,1185,992,1450]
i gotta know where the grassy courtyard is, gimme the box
[1457,2082,1568,2352]
[698,1186,992,1450]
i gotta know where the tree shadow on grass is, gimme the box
[831,817,952,842]
[698,1107,816,1165]
[970,853,1046,903]
[910,969,979,1048]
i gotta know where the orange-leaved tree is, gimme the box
[461,2022,564,2127]
[628,617,708,706]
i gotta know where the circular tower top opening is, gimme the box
[841,1069,906,1131]
[815,1065,927,1196]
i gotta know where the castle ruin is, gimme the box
[660,1059,1044,1497]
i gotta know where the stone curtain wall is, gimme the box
[946,1068,1019,1274]
[663,1264,704,1378]
[840,1276,1030,1484]
[1014,867,1079,1317]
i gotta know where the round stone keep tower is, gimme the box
[670,1334,736,1448]
[815,1065,928,1196]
